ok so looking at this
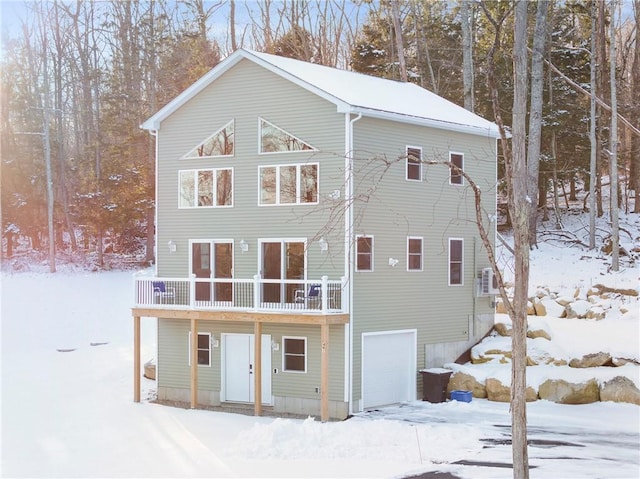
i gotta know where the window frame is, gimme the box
[282,336,307,373]
[355,235,374,272]
[182,119,235,159]
[258,117,316,154]
[448,238,464,286]
[449,152,464,186]
[178,168,234,208]
[258,163,319,206]
[188,331,212,367]
[406,146,423,182]
[407,236,423,272]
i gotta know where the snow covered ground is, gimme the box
[1,216,639,478]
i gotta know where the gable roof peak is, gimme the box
[141,48,499,138]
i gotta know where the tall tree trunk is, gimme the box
[390,0,407,82]
[632,0,640,213]
[609,0,619,271]
[589,0,598,247]
[230,0,237,51]
[461,0,475,112]
[510,1,530,477]
[527,0,549,248]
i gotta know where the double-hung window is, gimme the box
[282,337,306,372]
[356,235,374,272]
[449,152,464,185]
[448,238,464,285]
[407,237,423,271]
[188,332,211,366]
[179,168,233,208]
[259,163,318,205]
[406,146,422,181]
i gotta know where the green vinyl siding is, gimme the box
[155,58,346,281]
[349,116,497,402]
[157,320,346,402]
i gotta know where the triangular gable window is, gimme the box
[260,118,315,153]
[184,120,234,158]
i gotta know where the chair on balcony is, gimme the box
[294,284,322,309]
[152,281,175,304]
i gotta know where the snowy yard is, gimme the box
[1,236,639,478]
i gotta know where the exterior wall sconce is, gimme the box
[167,240,177,253]
[271,339,280,351]
[239,239,249,253]
[388,257,399,267]
[319,237,328,252]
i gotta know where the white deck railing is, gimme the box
[134,274,347,314]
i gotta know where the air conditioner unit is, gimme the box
[480,267,500,296]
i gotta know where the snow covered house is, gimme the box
[133,49,500,421]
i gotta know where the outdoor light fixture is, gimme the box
[271,339,280,351]
[319,237,328,252]
[239,239,248,253]
[388,257,399,267]
[167,240,176,253]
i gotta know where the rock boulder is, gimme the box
[599,376,640,405]
[569,352,612,368]
[485,378,537,402]
[538,378,600,404]
[446,372,487,398]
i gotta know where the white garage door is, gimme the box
[362,330,416,409]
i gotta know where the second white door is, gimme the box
[222,333,272,405]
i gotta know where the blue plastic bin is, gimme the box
[450,390,472,402]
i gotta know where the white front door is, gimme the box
[222,333,272,404]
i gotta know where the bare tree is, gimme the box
[509,1,531,476]
[390,0,407,81]
[460,0,474,112]
[609,0,620,271]
[527,0,549,247]
[589,0,598,248]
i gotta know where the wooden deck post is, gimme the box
[190,318,198,408]
[254,321,262,416]
[134,315,141,403]
[320,322,329,422]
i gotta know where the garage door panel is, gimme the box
[362,331,416,409]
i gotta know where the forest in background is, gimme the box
[1,0,639,270]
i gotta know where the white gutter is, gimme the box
[345,112,361,415]
[337,106,501,139]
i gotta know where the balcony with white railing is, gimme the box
[134,274,347,315]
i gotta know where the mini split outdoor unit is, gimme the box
[479,267,500,296]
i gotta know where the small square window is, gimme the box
[407,237,423,271]
[450,153,464,185]
[283,337,306,372]
[449,238,464,285]
[406,147,422,181]
[356,235,373,272]
[189,332,211,366]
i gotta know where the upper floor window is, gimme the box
[259,163,318,205]
[449,238,464,285]
[407,236,423,271]
[260,118,315,153]
[356,235,373,272]
[183,120,234,158]
[179,168,233,208]
[406,146,422,181]
[450,152,464,185]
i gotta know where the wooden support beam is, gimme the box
[254,321,262,417]
[320,322,329,422]
[134,316,141,403]
[190,318,198,408]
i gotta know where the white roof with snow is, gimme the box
[142,49,500,138]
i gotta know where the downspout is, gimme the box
[345,112,361,415]
[150,129,159,277]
